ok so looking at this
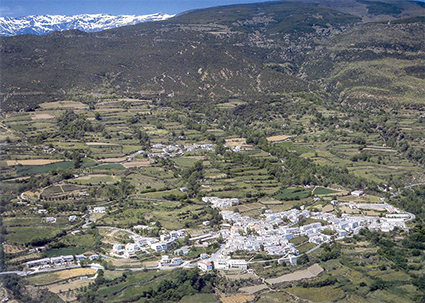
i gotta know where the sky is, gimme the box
[0,0,276,17]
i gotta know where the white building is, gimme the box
[198,261,213,272]
[93,207,106,214]
[227,259,247,270]
[75,254,86,261]
[351,190,364,197]
[45,217,56,223]
[170,257,183,266]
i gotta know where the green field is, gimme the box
[313,187,339,195]
[275,188,311,200]
[16,161,74,175]
[7,226,66,244]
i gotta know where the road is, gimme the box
[404,183,425,189]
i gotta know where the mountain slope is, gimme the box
[0,13,174,37]
[0,0,424,111]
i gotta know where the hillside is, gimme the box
[0,0,424,111]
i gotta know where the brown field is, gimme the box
[7,253,39,264]
[47,279,91,301]
[0,287,7,301]
[86,142,120,146]
[22,190,41,200]
[39,100,88,109]
[322,205,334,212]
[99,157,127,163]
[266,264,324,285]
[220,293,255,303]
[123,160,152,168]
[340,206,360,214]
[266,135,292,142]
[3,244,26,254]
[364,210,382,216]
[239,284,269,294]
[260,198,285,205]
[225,272,258,281]
[6,159,64,166]
[31,113,55,120]
[232,203,263,214]
[110,257,145,268]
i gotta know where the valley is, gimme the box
[1,0,425,302]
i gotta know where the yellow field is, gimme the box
[99,157,127,163]
[6,159,63,166]
[86,142,120,146]
[31,113,55,120]
[26,268,96,286]
[266,135,292,142]
[123,160,152,168]
[225,138,248,147]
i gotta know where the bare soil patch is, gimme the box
[225,272,257,281]
[322,205,334,212]
[47,279,91,301]
[6,159,63,166]
[220,293,255,303]
[239,284,269,294]
[225,138,250,147]
[266,264,324,285]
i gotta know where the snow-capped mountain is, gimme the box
[0,13,174,36]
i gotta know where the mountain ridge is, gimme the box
[1,0,424,111]
[0,13,175,36]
